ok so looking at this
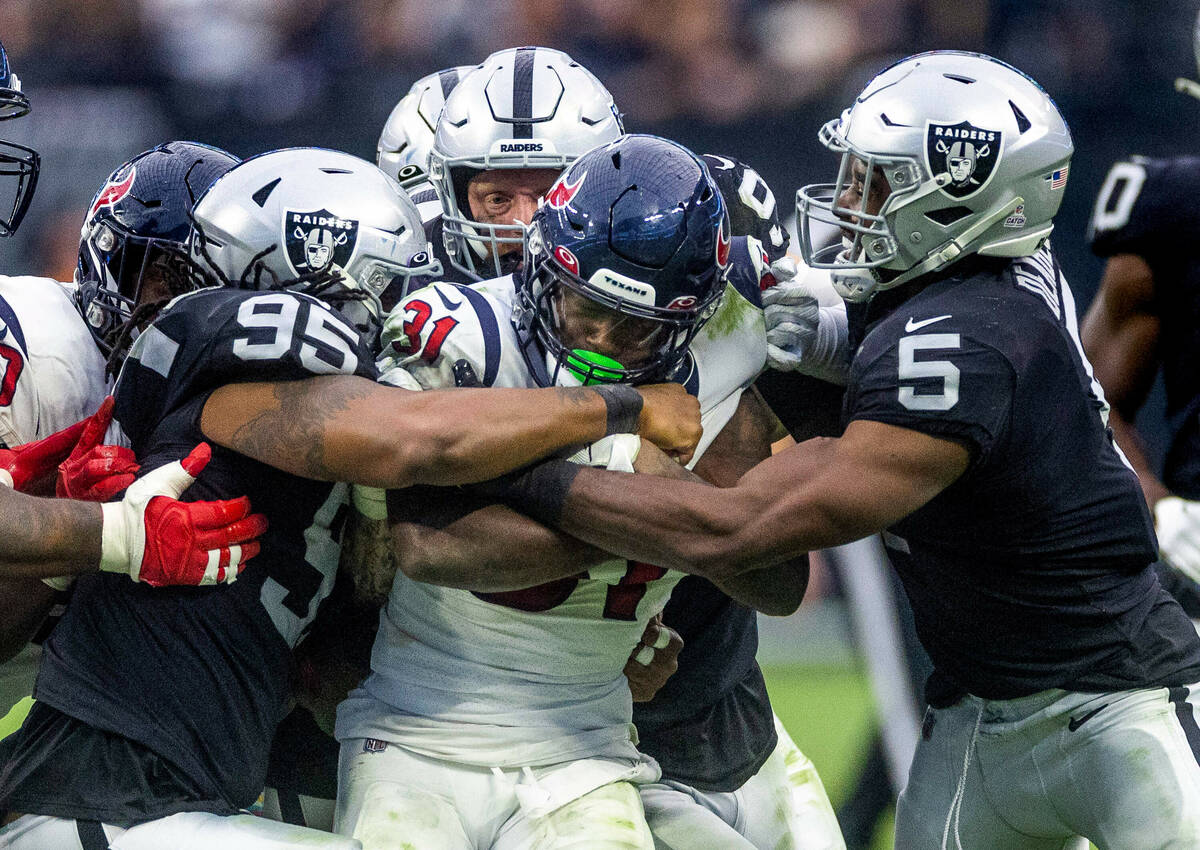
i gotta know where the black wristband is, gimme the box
[591,384,643,435]
[461,459,581,526]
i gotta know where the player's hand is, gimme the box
[634,383,702,465]
[1155,496,1200,584]
[57,396,141,501]
[763,276,851,385]
[623,613,683,702]
[0,417,89,492]
[99,443,268,587]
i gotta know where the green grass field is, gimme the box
[764,663,894,850]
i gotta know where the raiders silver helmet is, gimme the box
[189,147,440,336]
[377,66,474,189]
[428,46,624,279]
[797,51,1073,302]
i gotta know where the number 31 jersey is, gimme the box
[337,239,767,768]
[845,244,1200,704]
[19,287,376,819]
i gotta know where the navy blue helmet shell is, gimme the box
[519,133,730,384]
[76,141,240,365]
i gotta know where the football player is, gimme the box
[376,65,475,193]
[0,65,266,714]
[332,134,803,850]
[421,46,623,285]
[487,52,1200,849]
[1081,12,1200,610]
[0,146,700,849]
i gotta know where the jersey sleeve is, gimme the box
[377,281,494,391]
[845,326,1015,459]
[114,288,378,450]
[1088,157,1195,261]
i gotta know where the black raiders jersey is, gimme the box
[0,287,376,822]
[1089,155,1200,498]
[845,245,1200,702]
[633,576,776,791]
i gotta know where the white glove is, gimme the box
[763,276,851,385]
[566,434,642,473]
[1155,496,1200,584]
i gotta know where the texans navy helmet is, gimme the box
[0,39,38,237]
[517,134,730,385]
[76,141,239,367]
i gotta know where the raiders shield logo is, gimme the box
[925,121,1003,199]
[285,209,359,276]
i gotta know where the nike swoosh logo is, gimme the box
[905,314,952,333]
[1067,703,1108,732]
[434,287,462,311]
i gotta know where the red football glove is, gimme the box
[0,417,89,492]
[99,443,269,587]
[57,396,140,501]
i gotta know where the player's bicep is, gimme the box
[691,388,777,487]
[1080,253,1160,412]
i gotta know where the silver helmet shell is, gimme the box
[189,147,441,337]
[377,66,474,189]
[429,46,623,280]
[797,51,1072,302]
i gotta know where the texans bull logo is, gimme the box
[285,209,359,275]
[925,121,1003,199]
[90,168,136,217]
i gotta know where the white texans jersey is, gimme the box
[0,275,108,719]
[337,238,767,768]
[0,276,107,448]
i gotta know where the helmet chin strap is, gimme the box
[842,194,1026,300]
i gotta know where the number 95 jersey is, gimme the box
[340,242,767,769]
[29,287,377,817]
[844,243,1199,704]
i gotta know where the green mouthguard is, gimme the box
[565,349,626,385]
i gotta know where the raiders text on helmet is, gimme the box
[188,147,441,339]
[428,46,624,280]
[796,51,1073,301]
[377,66,474,189]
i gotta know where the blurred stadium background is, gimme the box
[0,1,1192,846]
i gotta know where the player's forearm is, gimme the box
[710,557,809,616]
[0,488,103,574]
[204,376,630,488]
[391,503,608,591]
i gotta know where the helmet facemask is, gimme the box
[798,118,942,302]
[78,218,210,373]
[519,224,722,386]
[0,75,36,237]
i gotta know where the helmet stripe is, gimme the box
[438,67,462,100]
[511,46,536,139]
